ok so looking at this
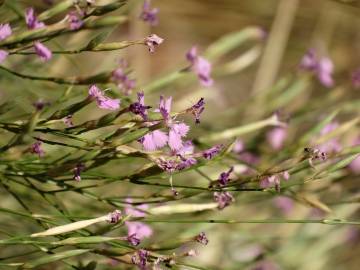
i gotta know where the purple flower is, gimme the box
[88,85,120,110]
[125,199,149,217]
[106,209,122,224]
[140,95,190,152]
[168,123,190,151]
[157,95,172,122]
[73,163,85,182]
[186,98,205,124]
[194,57,214,86]
[127,233,141,246]
[233,139,245,153]
[300,49,334,88]
[144,34,164,53]
[141,130,168,151]
[157,158,179,173]
[299,49,317,70]
[186,46,198,63]
[30,140,45,157]
[176,140,194,156]
[129,92,151,120]
[267,127,287,150]
[218,167,234,186]
[0,50,9,63]
[34,42,52,61]
[0,23,12,40]
[202,144,223,160]
[132,249,149,269]
[125,200,153,240]
[25,8,45,29]
[186,46,213,87]
[195,232,209,245]
[63,115,74,127]
[68,11,83,30]
[112,59,136,95]
[351,68,360,89]
[317,58,334,87]
[126,222,153,240]
[282,170,290,181]
[139,0,158,26]
[176,156,197,170]
[214,191,234,209]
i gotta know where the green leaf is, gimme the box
[85,32,110,50]
[38,0,74,21]
[21,249,90,269]
[52,236,118,246]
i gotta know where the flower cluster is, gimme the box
[25,8,52,62]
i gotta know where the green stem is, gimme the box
[142,218,360,225]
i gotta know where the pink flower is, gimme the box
[88,85,120,111]
[168,123,190,151]
[186,46,213,87]
[125,199,148,217]
[30,140,45,157]
[0,23,12,40]
[141,130,168,151]
[317,58,334,87]
[186,46,198,62]
[0,24,12,63]
[267,127,287,150]
[34,42,52,61]
[25,8,45,29]
[139,0,158,26]
[194,57,213,86]
[125,200,152,240]
[176,140,194,156]
[140,95,190,152]
[68,11,83,30]
[144,34,164,53]
[300,49,334,88]
[233,139,245,153]
[0,50,8,63]
[126,222,153,239]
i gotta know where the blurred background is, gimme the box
[0,0,360,269]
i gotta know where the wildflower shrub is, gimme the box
[0,0,359,269]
